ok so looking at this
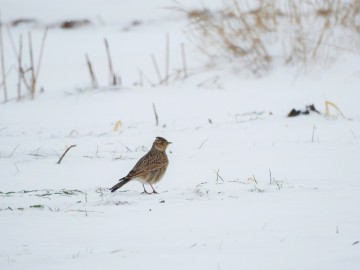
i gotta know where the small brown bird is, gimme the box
[110,137,171,194]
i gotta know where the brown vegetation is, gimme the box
[176,0,360,75]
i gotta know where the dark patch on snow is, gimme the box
[288,104,321,117]
[59,19,92,29]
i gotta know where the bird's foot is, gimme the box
[149,184,158,194]
[141,184,152,194]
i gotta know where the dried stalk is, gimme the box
[324,100,346,118]
[17,35,22,100]
[8,144,20,158]
[5,26,30,93]
[5,25,18,59]
[104,38,117,85]
[182,0,360,75]
[0,67,13,90]
[181,43,187,78]
[85,53,99,88]
[8,26,47,98]
[214,169,224,182]
[35,27,48,81]
[112,120,122,132]
[57,145,77,164]
[0,13,7,102]
[151,54,162,84]
[137,68,143,87]
[165,33,170,85]
[152,102,159,126]
[28,32,36,99]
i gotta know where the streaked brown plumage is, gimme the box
[110,137,171,194]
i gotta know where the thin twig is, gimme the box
[35,27,48,81]
[5,26,30,96]
[0,12,7,102]
[8,144,20,158]
[269,169,281,189]
[0,66,14,89]
[198,139,208,150]
[14,163,20,173]
[57,145,77,164]
[20,67,30,92]
[28,32,36,99]
[165,33,170,85]
[143,71,155,86]
[311,125,316,142]
[181,43,187,78]
[104,38,116,85]
[151,54,162,84]
[5,25,19,59]
[85,54,99,88]
[17,35,23,100]
[152,102,159,126]
[137,68,143,87]
[214,169,225,182]
[350,130,358,139]
[250,174,258,184]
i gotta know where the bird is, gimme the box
[110,137,171,194]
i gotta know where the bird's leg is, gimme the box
[141,184,151,194]
[150,184,158,194]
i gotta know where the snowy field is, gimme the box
[1,0,360,269]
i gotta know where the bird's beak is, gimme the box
[167,142,172,144]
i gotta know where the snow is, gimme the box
[1,0,360,269]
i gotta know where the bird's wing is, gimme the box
[125,152,167,179]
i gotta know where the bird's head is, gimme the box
[153,137,172,151]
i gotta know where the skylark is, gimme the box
[110,137,171,194]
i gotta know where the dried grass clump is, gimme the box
[0,24,48,102]
[10,18,37,27]
[179,0,360,76]
[60,19,91,29]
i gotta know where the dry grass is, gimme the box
[177,0,360,75]
[324,100,346,118]
[2,26,48,102]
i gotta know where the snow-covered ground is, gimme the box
[1,1,360,269]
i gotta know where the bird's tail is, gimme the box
[110,178,130,193]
